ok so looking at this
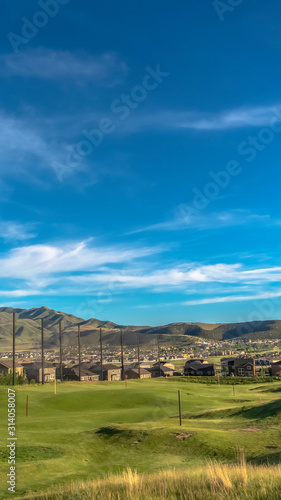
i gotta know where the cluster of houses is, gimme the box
[0,359,175,383]
[220,357,281,377]
[1,356,281,383]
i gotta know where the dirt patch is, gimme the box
[232,426,261,432]
[170,432,193,440]
[95,427,149,446]
[228,399,251,403]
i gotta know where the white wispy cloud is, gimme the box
[0,110,98,185]
[63,263,281,291]
[119,105,281,132]
[0,48,128,85]
[0,290,41,297]
[1,243,281,287]
[0,112,48,162]
[135,290,281,308]
[2,99,281,189]
[0,301,27,308]
[175,105,281,130]
[1,240,281,306]
[182,290,281,306]
[0,221,37,241]
[129,209,274,234]
[0,240,163,280]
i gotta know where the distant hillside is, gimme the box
[0,306,281,350]
[0,306,85,350]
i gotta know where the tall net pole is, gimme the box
[78,325,81,382]
[59,321,63,382]
[158,335,161,378]
[138,335,141,379]
[100,328,103,381]
[120,330,124,381]
[12,312,16,386]
[41,318,44,385]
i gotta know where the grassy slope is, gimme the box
[15,463,281,500]
[1,379,281,498]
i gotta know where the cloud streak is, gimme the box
[0,112,47,161]
[64,263,281,290]
[0,48,128,85]
[182,290,281,306]
[0,221,37,241]
[2,100,281,190]
[0,239,280,305]
[0,240,164,280]
[120,105,281,132]
[0,232,280,318]
[129,209,273,234]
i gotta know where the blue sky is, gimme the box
[1,0,281,325]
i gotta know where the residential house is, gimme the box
[221,358,236,376]
[234,358,255,377]
[255,358,271,367]
[90,363,122,381]
[162,362,175,371]
[148,363,174,377]
[53,362,70,379]
[0,360,24,376]
[184,359,215,376]
[75,362,93,370]
[271,360,281,376]
[125,368,151,380]
[64,366,100,382]
[23,362,56,383]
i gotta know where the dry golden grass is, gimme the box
[15,460,281,500]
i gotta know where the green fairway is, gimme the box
[1,378,281,499]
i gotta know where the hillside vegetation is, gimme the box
[1,306,281,349]
[15,462,281,500]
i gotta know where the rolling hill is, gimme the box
[0,306,281,350]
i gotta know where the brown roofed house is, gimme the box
[148,363,174,378]
[162,362,175,371]
[221,358,236,376]
[90,364,122,381]
[184,359,215,376]
[271,360,281,377]
[0,360,24,376]
[234,358,255,377]
[64,366,100,382]
[125,367,152,380]
[23,362,56,383]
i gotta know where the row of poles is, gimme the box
[11,312,162,386]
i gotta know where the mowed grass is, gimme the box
[1,378,281,499]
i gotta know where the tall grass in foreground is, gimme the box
[17,460,281,500]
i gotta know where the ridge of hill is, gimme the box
[0,306,281,349]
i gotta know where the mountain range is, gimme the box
[0,306,281,350]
